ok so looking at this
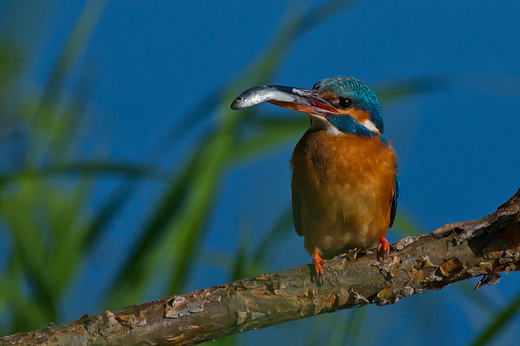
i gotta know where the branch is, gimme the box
[2,190,520,346]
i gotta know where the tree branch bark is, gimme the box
[2,189,520,346]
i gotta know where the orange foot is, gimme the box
[377,237,390,260]
[313,247,326,278]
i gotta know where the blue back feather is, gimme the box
[390,169,399,228]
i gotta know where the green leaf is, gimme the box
[376,75,449,105]
[253,205,294,268]
[0,161,164,187]
[469,290,520,346]
[231,116,308,163]
[392,209,424,237]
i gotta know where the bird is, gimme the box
[231,76,399,278]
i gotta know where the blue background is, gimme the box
[2,0,520,345]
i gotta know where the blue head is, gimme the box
[312,76,383,136]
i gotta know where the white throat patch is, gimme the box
[309,115,342,136]
[362,119,381,135]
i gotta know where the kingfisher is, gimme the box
[231,76,399,278]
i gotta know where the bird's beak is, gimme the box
[264,85,339,116]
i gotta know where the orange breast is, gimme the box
[290,129,397,259]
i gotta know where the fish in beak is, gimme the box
[231,85,339,116]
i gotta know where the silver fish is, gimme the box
[230,86,301,110]
[230,84,339,116]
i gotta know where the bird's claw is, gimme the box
[377,237,390,262]
[313,247,326,282]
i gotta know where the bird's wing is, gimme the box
[292,192,303,237]
[389,168,400,228]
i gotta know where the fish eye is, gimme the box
[339,97,353,108]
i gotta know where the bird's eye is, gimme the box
[339,98,353,108]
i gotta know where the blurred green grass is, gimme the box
[0,0,516,345]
